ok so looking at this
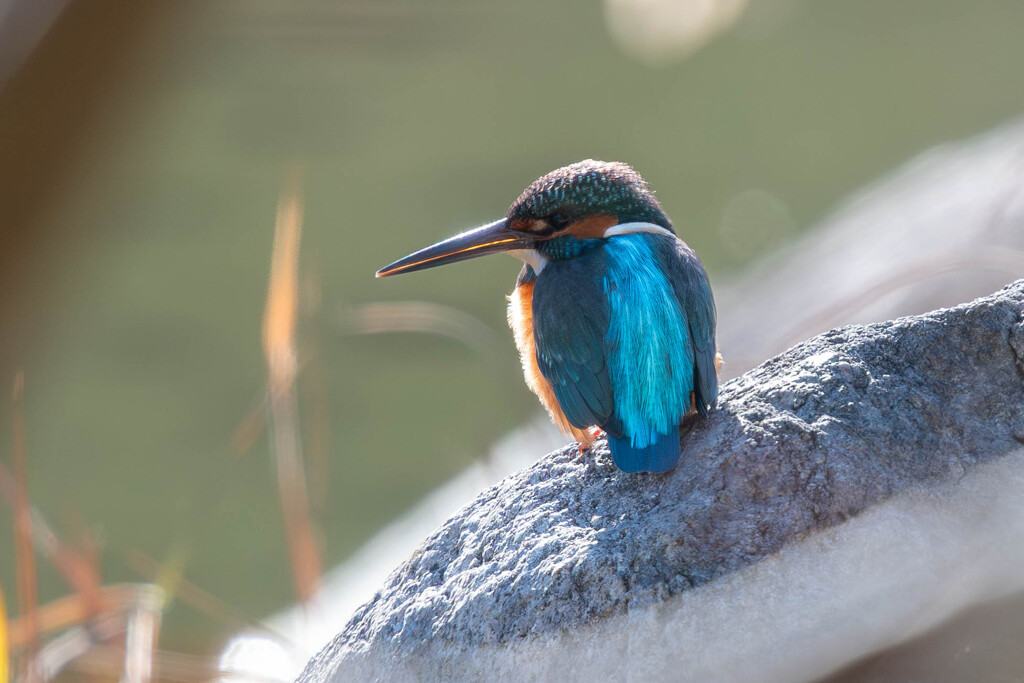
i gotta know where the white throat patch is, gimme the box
[508,248,549,274]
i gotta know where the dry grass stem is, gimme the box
[262,169,323,605]
[11,373,38,683]
[341,300,499,357]
[1,581,8,683]
[125,549,290,647]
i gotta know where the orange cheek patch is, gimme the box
[567,214,618,239]
[510,218,547,234]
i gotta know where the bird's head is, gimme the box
[376,160,673,278]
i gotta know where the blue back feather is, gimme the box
[531,231,718,473]
[604,233,694,449]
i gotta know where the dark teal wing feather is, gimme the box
[654,236,719,415]
[531,248,616,431]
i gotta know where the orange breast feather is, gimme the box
[508,281,595,446]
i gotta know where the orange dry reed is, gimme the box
[262,169,323,605]
[11,372,38,682]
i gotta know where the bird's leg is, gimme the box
[576,427,606,455]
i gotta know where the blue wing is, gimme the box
[531,248,616,432]
[531,235,717,474]
[653,236,719,415]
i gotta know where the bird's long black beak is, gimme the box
[376,218,531,278]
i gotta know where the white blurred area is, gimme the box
[717,116,1024,375]
[219,415,566,681]
[603,0,809,64]
[604,0,749,63]
[220,118,1024,680]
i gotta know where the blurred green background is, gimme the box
[2,0,1024,660]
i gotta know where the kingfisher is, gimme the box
[376,160,720,473]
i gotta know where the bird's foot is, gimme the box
[574,427,607,455]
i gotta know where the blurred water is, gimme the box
[1,0,1024,661]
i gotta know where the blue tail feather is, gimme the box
[607,429,681,473]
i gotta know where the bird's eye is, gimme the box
[548,213,569,231]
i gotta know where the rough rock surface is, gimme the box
[301,280,1024,682]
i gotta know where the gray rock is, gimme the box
[301,280,1024,682]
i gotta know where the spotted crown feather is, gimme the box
[507,159,673,231]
